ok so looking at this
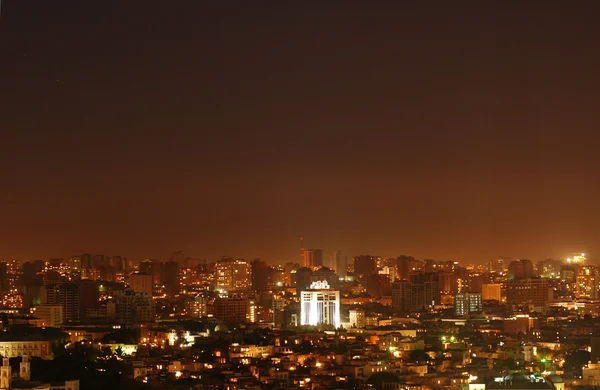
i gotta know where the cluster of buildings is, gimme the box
[0,250,598,388]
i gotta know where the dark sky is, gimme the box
[2,1,600,264]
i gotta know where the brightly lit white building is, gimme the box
[300,280,340,328]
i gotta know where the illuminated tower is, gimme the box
[300,280,340,328]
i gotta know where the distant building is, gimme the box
[187,295,208,318]
[508,259,535,280]
[41,281,98,323]
[163,261,180,296]
[332,251,346,277]
[293,267,312,295]
[215,257,251,292]
[482,283,502,301]
[251,259,270,293]
[303,249,323,269]
[392,280,412,313]
[576,265,597,299]
[506,278,552,307]
[366,273,391,299]
[129,273,153,297]
[354,255,376,277]
[108,288,154,328]
[214,296,249,323]
[34,304,63,327]
[349,309,365,328]
[455,293,482,316]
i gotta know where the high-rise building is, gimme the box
[214,296,249,323]
[187,295,208,318]
[488,258,507,273]
[481,283,502,301]
[109,289,154,328]
[303,249,323,269]
[129,273,153,297]
[293,267,312,295]
[367,274,391,298]
[576,265,597,299]
[41,281,89,320]
[354,255,376,277]
[300,280,340,328]
[378,266,396,283]
[332,251,346,277]
[508,259,535,280]
[392,280,412,313]
[170,251,186,268]
[0,262,8,292]
[396,255,416,280]
[454,293,482,316]
[163,261,180,296]
[506,278,552,306]
[251,259,270,292]
[140,259,163,285]
[215,257,252,292]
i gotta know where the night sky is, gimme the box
[3,1,600,264]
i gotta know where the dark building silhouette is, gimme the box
[508,259,535,280]
[0,262,8,292]
[163,261,180,296]
[367,273,391,299]
[354,255,376,277]
[251,259,270,293]
[294,267,313,295]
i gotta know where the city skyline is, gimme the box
[4,1,600,264]
[0,247,592,267]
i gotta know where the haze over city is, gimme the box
[4,2,600,263]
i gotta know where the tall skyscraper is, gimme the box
[163,261,180,296]
[332,251,346,277]
[392,280,412,313]
[0,262,8,292]
[251,259,270,292]
[303,249,323,269]
[170,250,186,268]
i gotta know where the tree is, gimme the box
[367,372,400,390]
[408,350,431,363]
